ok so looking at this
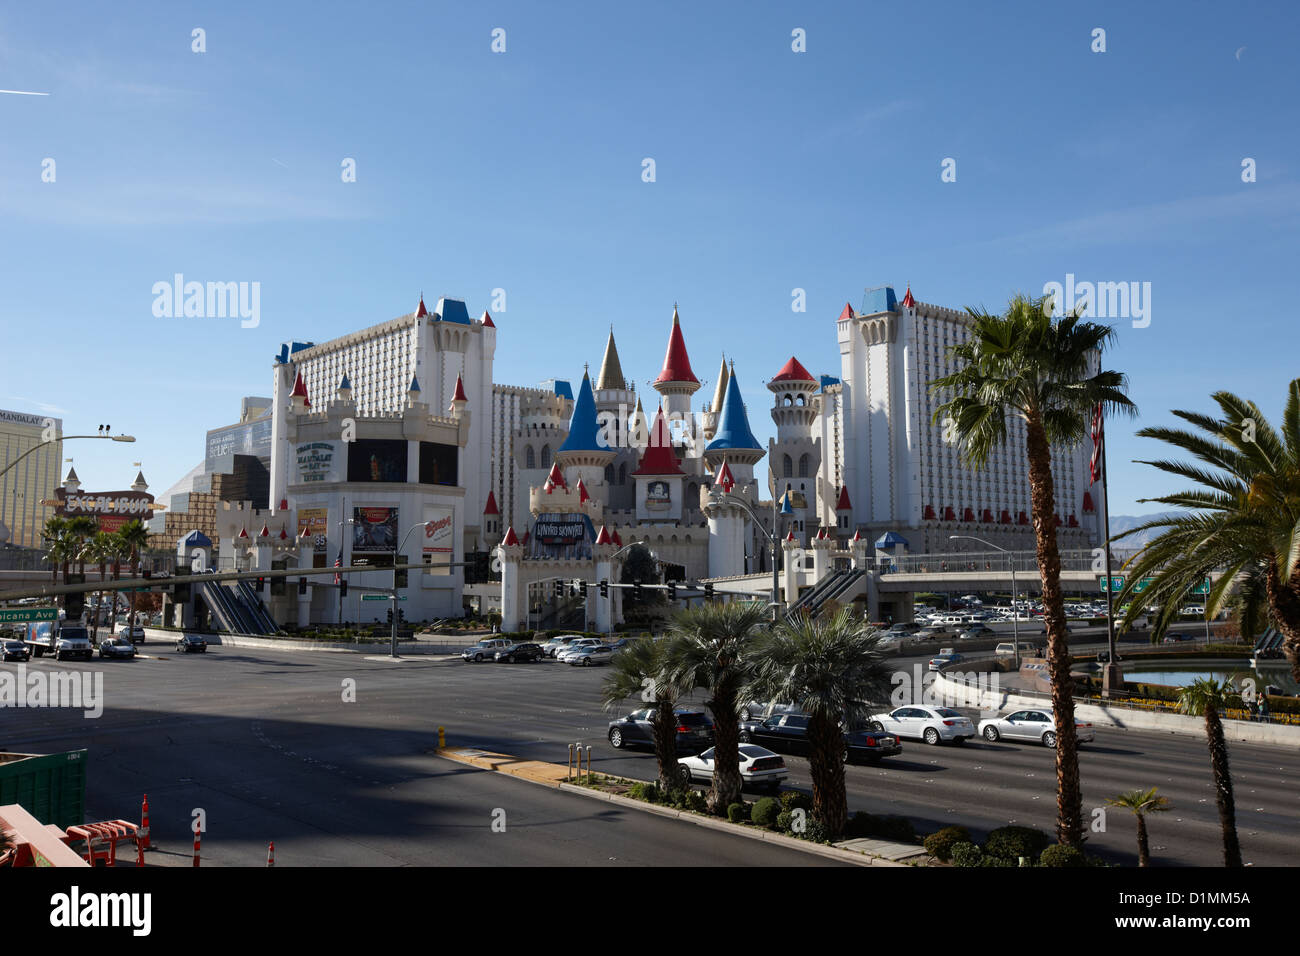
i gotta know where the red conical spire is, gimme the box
[544,462,567,492]
[716,460,735,494]
[595,524,613,545]
[259,524,269,537]
[633,408,685,475]
[502,526,520,546]
[238,527,249,538]
[838,302,855,321]
[654,306,698,384]
[416,296,428,318]
[835,485,852,510]
[901,286,915,309]
[483,490,500,516]
[480,310,495,328]
[772,356,816,383]
[577,478,590,504]
[290,371,311,407]
[452,374,468,403]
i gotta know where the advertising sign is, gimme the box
[353,507,397,553]
[295,442,337,484]
[422,505,455,575]
[205,417,273,470]
[55,488,157,527]
[645,480,671,511]
[528,513,595,561]
[297,508,328,550]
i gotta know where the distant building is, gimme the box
[0,408,62,549]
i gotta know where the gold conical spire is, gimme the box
[596,329,626,391]
[710,355,729,413]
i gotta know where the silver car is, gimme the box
[978,708,1095,748]
[567,644,614,667]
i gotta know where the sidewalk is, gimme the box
[435,745,925,866]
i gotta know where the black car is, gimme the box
[607,708,715,754]
[176,634,208,653]
[495,642,545,663]
[2,639,31,662]
[739,712,903,764]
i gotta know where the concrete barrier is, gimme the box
[933,672,1300,746]
[141,627,463,656]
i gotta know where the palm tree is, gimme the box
[1178,678,1242,867]
[118,519,150,627]
[601,634,684,791]
[1105,787,1171,867]
[1115,382,1300,682]
[42,516,70,584]
[85,531,123,643]
[931,292,1136,848]
[65,516,98,578]
[664,601,769,813]
[746,608,893,837]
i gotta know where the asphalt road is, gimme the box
[3,643,1294,866]
[0,648,835,867]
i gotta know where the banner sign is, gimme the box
[353,507,397,553]
[422,505,454,575]
[295,442,337,484]
[528,513,596,561]
[55,488,156,523]
[297,508,328,550]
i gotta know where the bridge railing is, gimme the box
[881,548,1141,576]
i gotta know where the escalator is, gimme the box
[234,580,279,633]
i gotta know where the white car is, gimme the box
[978,708,1095,748]
[868,705,977,745]
[677,745,788,792]
[566,644,614,667]
[556,639,602,662]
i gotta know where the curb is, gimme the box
[435,747,916,867]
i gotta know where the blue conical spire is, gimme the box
[706,367,762,451]
[559,371,602,452]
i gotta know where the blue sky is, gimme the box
[1,1,1296,516]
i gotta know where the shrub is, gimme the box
[776,810,794,833]
[683,789,708,814]
[980,853,1017,867]
[628,781,660,803]
[1040,844,1086,868]
[950,842,983,867]
[985,825,1050,861]
[804,819,832,844]
[751,797,780,829]
[727,803,747,824]
[923,826,972,862]
[780,790,813,813]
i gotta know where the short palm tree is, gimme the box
[42,516,70,584]
[1115,382,1300,682]
[1177,678,1242,867]
[601,634,684,791]
[746,607,893,837]
[1105,787,1171,867]
[931,292,1136,848]
[665,601,769,813]
[66,516,98,578]
[119,519,151,626]
[86,531,119,643]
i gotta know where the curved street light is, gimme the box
[948,534,1022,668]
[709,485,794,622]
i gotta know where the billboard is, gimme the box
[527,513,595,561]
[422,505,455,575]
[205,417,273,471]
[55,488,157,529]
[353,507,397,553]
[295,441,338,484]
[297,508,328,551]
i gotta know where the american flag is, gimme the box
[1089,402,1104,486]
[334,548,343,585]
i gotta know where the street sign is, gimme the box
[0,607,58,624]
[1132,577,1156,593]
[1191,579,1211,595]
[1098,576,1125,592]
[361,595,407,601]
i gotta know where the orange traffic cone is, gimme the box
[267,842,275,867]
[192,828,200,867]
[140,794,151,850]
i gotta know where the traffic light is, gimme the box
[298,577,307,596]
[704,583,714,600]
[395,555,408,589]
[387,609,394,624]
[633,581,643,599]
[554,580,564,599]
[667,582,677,600]
[340,580,348,598]
[397,608,405,623]
[256,576,266,593]
[600,579,609,598]
[579,581,588,598]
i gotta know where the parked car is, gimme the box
[462,638,514,662]
[567,644,614,666]
[978,708,1095,748]
[677,745,788,792]
[98,637,137,660]
[495,642,544,663]
[540,635,586,658]
[176,634,208,653]
[556,639,602,662]
[957,625,996,640]
[884,622,923,638]
[738,712,903,764]
[867,705,977,745]
[54,627,94,661]
[607,708,715,753]
[738,700,800,722]
[2,639,31,662]
[916,624,956,641]
[995,641,1038,658]
[1162,632,1196,644]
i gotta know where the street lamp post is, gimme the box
[949,535,1021,669]
[0,433,136,482]
[391,520,435,658]
[709,485,793,622]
